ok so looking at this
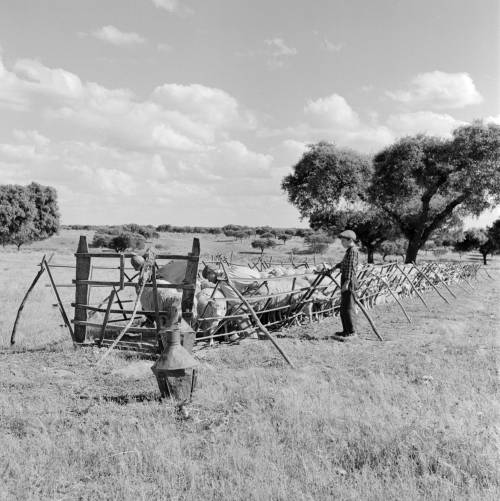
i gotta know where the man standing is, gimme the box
[334,230,359,339]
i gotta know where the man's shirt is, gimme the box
[339,246,358,290]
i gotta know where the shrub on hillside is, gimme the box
[251,238,276,254]
[91,231,145,252]
[305,232,334,253]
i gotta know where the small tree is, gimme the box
[251,238,276,255]
[304,232,334,254]
[277,233,290,244]
[0,182,60,249]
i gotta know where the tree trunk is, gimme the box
[481,250,488,265]
[367,247,374,264]
[405,237,423,263]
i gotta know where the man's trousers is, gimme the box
[340,290,356,334]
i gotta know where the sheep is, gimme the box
[196,287,227,346]
[138,279,183,329]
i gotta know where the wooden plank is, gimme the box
[181,238,200,326]
[75,252,198,260]
[72,280,196,290]
[74,236,91,343]
[72,320,157,334]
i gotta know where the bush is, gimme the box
[0,182,60,249]
[251,238,277,254]
[305,232,334,253]
[91,231,145,252]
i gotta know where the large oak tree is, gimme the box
[370,122,500,262]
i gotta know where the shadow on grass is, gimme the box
[79,392,161,405]
[1,340,64,355]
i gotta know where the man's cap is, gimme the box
[339,230,357,240]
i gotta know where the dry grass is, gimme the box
[0,231,498,500]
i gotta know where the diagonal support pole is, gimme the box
[10,254,52,345]
[221,263,295,368]
[366,269,411,323]
[329,275,383,341]
[412,263,450,304]
[395,264,430,310]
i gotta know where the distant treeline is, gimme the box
[62,224,315,238]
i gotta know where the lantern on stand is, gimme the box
[151,326,198,404]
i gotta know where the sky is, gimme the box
[0,0,498,228]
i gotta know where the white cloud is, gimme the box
[265,38,298,57]
[485,114,500,125]
[92,25,146,46]
[386,111,467,138]
[152,83,249,129]
[304,93,360,128]
[387,71,483,109]
[152,0,193,16]
[321,38,343,52]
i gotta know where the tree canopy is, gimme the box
[0,182,60,249]
[370,122,500,262]
[281,142,395,263]
[282,122,500,263]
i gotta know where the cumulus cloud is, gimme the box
[265,38,298,57]
[304,93,360,128]
[152,0,193,16]
[92,25,146,46]
[485,114,500,125]
[321,38,343,52]
[0,50,280,223]
[387,71,483,109]
[386,111,467,138]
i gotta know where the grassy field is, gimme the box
[0,231,498,500]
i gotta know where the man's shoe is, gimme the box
[343,332,357,339]
[334,331,345,336]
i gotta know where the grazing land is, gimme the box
[0,230,498,500]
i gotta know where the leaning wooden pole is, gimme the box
[367,270,411,323]
[427,263,457,299]
[395,264,430,310]
[412,263,450,304]
[330,275,383,341]
[10,254,48,345]
[221,263,295,368]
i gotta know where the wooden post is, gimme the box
[74,236,92,343]
[10,255,48,345]
[151,265,162,351]
[181,238,200,326]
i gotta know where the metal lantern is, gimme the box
[151,327,198,403]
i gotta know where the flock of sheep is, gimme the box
[133,256,472,346]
